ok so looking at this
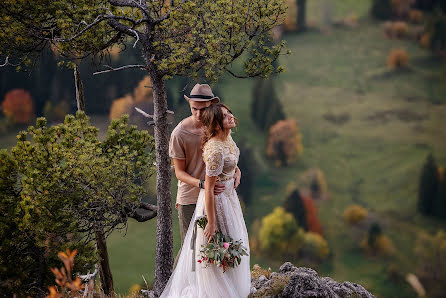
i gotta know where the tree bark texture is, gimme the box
[95,231,114,296]
[74,65,85,112]
[297,0,307,32]
[150,73,174,297]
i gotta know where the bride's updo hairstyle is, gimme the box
[201,103,238,149]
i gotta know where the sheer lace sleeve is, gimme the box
[203,141,224,177]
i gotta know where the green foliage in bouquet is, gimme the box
[195,216,249,272]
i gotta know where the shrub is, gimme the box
[361,223,395,256]
[419,32,431,48]
[386,49,409,69]
[384,21,409,39]
[415,230,446,298]
[266,119,303,166]
[300,232,330,261]
[258,207,304,257]
[343,205,368,225]
[409,9,424,23]
[1,89,35,124]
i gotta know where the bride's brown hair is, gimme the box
[201,103,238,149]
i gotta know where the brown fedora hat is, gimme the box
[184,83,220,103]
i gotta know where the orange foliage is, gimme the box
[266,119,303,166]
[47,249,85,298]
[387,49,409,69]
[109,94,133,120]
[109,76,154,120]
[134,76,153,103]
[384,21,409,39]
[408,9,423,24]
[2,89,35,124]
[283,0,297,31]
[301,195,323,235]
[420,33,431,49]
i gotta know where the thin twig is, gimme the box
[0,56,19,67]
[93,64,146,75]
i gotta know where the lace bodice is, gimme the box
[202,134,240,181]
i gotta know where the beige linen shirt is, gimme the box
[169,120,205,205]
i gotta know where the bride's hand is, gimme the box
[203,222,217,242]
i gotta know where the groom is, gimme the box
[169,83,241,245]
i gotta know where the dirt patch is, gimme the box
[364,108,428,123]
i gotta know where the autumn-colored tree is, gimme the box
[387,49,409,69]
[343,205,368,225]
[258,207,304,257]
[415,230,446,298]
[301,195,323,235]
[361,223,395,256]
[237,140,256,205]
[391,0,415,18]
[418,154,439,215]
[408,9,424,23]
[283,0,297,31]
[266,119,303,166]
[1,1,287,293]
[383,21,409,39]
[1,89,35,124]
[300,232,329,261]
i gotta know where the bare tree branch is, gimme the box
[93,64,146,75]
[0,56,19,68]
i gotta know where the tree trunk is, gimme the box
[74,64,85,112]
[95,231,114,296]
[150,73,174,296]
[297,0,307,32]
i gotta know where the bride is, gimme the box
[160,103,251,298]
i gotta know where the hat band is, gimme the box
[189,94,213,99]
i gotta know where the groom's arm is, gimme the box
[173,158,201,189]
[173,158,225,195]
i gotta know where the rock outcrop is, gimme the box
[249,262,375,298]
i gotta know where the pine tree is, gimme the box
[418,154,439,215]
[284,189,308,230]
[433,172,446,219]
[251,77,285,131]
[237,141,255,205]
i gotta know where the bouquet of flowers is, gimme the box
[195,215,248,272]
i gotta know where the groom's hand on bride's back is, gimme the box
[214,183,225,195]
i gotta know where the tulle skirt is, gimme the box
[160,178,250,298]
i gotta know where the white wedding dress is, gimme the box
[160,134,251,298]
